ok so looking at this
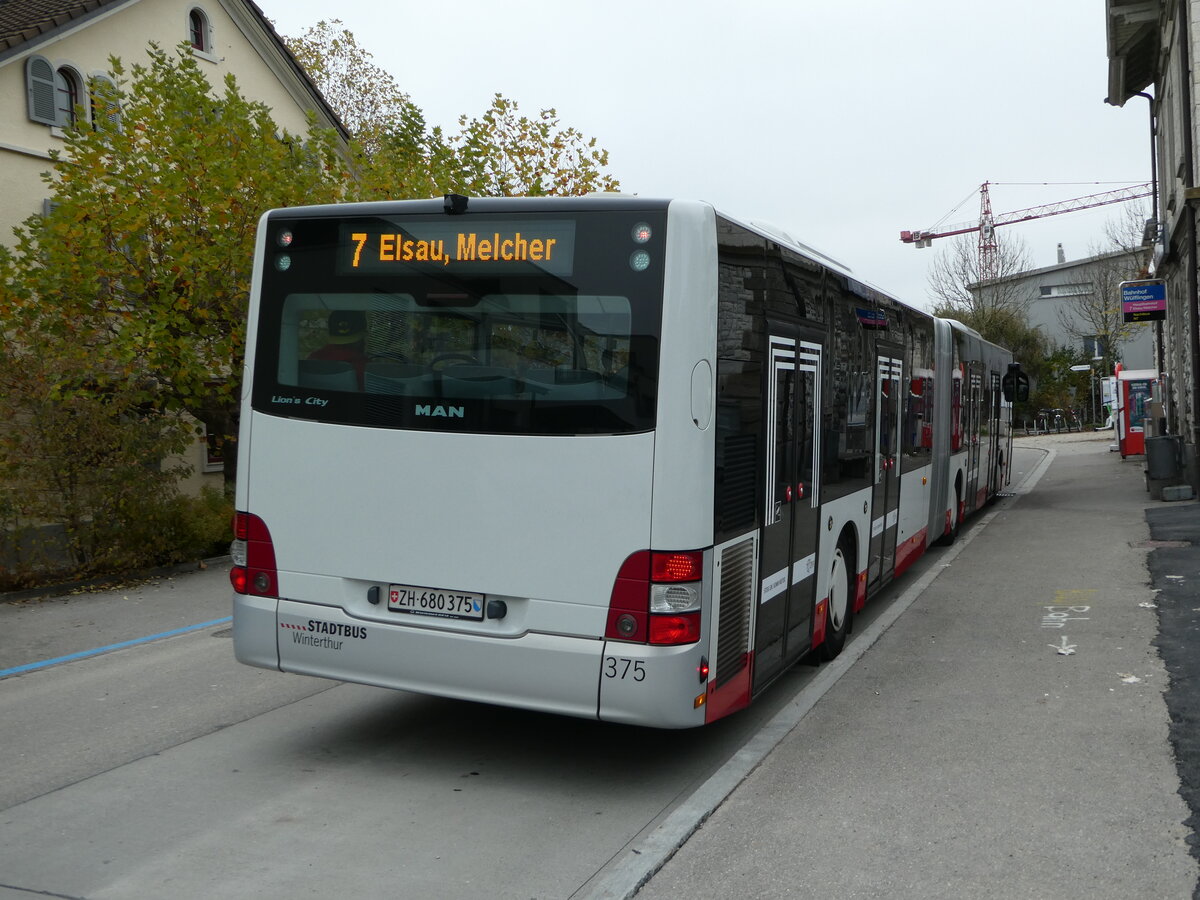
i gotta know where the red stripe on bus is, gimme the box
[705,655,753,723]
[894,528,928,578]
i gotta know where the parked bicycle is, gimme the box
[1025,408,1082,435]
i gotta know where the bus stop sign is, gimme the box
[1121,279,1167,323]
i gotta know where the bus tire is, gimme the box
[820,539,853,661]
[939,483,963,546]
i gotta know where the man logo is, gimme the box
[415,404,465,418]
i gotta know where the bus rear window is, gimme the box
[278,292,633,400]
[252,209,665,435]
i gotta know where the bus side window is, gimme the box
[714,358,760,538]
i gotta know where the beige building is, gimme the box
[0,0,347,489]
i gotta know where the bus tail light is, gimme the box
[230,512,278,598]
[649,611,700,645]
[651,551,702,582]
[606,550,704,646]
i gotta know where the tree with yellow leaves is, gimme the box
[284,20,619,199]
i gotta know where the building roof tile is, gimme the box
[0,0,350,140]
[0,0,127,54]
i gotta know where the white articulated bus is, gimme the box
[231,195,1019,728]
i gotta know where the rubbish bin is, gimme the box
[1145,434,1182,481]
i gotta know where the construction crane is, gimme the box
[900,181,1153,281]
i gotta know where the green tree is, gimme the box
[283,18,416,159]
[444,93,620,197]
[0,44,351,489]
[1026,345,1098,425]
[283,21,619,198]
[0,313,226,584]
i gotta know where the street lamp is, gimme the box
[1069,364,1095,428]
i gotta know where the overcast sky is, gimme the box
[260,0,1151,311]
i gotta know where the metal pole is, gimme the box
[1069,364,1095,427]
[1091,370,1097,428]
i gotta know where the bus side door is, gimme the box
[754,326,822,689]
[868,350,903,588]
[966,362,983,511]
[986,371,1002,496]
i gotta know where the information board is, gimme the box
[1121,279,1167,323]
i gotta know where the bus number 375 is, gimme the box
[604,657,647,682]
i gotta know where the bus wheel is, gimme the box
[821,541,852,660]
[939,486,963,546]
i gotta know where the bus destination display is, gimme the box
[338,220,576,276]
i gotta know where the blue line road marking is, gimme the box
[0,616,233,678]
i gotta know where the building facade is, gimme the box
[1106,0,1200,488]
[973,245,1155,370]
[0,0,347,490]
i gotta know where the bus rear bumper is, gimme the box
[267,597,606,722]
[233,593,280,670]
[233,596,712,728]
[598,641,709,728]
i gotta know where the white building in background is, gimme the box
[970,244,1154,368]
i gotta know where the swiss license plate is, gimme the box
[388,583,485,620]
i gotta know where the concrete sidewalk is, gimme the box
[635,432,1199,899]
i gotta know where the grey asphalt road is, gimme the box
[0,560,811,898]
[3,435,1191,900]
